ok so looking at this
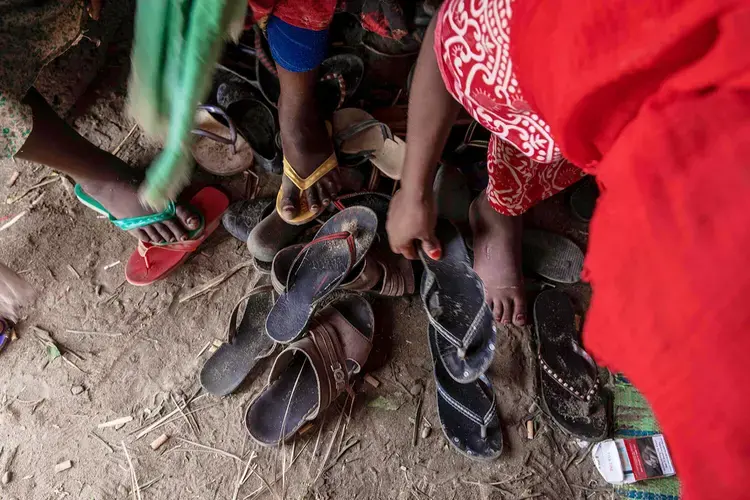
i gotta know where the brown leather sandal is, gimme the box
[271,241,414,297]
[245,295,374,446]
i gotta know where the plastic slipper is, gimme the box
[420,219,496,384]
[125,187,229,286]
[246,294,373,446]
[333,108,405,180]
[429,325,503,461]
[433,164,471,229]
[200,286,277,396]
[222,198,273,243]
[271,241,414,297]
[318,54,365,115]
[75,185,204,241]
[522,230,584,283]
[217,82,281,174]
[247,205,314,265]
[265,206,378,343]
[276,152,339,225]
[569,176,599,223]
[534,290,609,440]
[191,105,255,176]
[333,192,391,234]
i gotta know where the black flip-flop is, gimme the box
[569,176,599,223]
[318,54,365,115]
[200,286,277,396]
[217,82,281,174]
[534,290,609,440]
[246,295,374,446]
[429,325,503,461]
[420,219,496,383]
[265,207,378,343]
[222,198,273,243]
[333,192,391,234]
[246,206,314,268]
[522,230,584,284]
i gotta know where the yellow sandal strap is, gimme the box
[283,153,338,191]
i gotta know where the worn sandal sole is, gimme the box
[522,230,584,284]
[421,219,496,383]
[200,286,276,396]
[534,290,609,440]
[265,206,378,343]
[429,325,503,461]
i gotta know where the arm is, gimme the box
[386,15,461,260]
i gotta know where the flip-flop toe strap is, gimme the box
[283,153,338,191]
[538,354,600,403]
[437,376,497,439]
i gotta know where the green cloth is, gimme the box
[128,0,246,210]
[613,374,681,499]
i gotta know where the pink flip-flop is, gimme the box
[125,187,229,286]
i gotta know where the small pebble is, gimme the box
[2,471,11,484]
[409,382,423,396]
[420,425,432,439]
[70,385,85,396]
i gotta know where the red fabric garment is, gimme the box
[433,0,583,216]
[512,1,750,498]
[247,0,337,30]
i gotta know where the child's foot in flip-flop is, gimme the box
[470,193,527,326]
[81,178,200,243]
[277,68,342,219]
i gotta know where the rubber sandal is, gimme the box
[245,294,373,446]
[75,185,204,241]
[534,290,609,440]
[265,207,378,343]
[429,325,503,461]
[271,241,414,297]
[200,286,277,396]
[125,186,229,286]
[222,198,273,243]
[569,176,599,223]
[522,230,584,284]
[191,105,255,176]
[276,153,339,225]
[217,82,281,174]
[420,219,496,383]
[318,54,365,115]
[333,108,405,180]
[433,164,471,229]
[333,192,391,234]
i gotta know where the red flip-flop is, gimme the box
[125,187,229,286]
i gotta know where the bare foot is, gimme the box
[82,177,200,244]
[470,193,527,326]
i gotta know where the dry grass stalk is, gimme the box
[90,432,114,453]
[112,123,138,156]
[170,393,198,438]
[179,261,253,303]
[98,416,133,429]
[132,393,209,439]
[176,438,243,462]
[0,211,27,232]
[121,441,142,500]
[66,329,122,338]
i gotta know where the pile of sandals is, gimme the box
[195,12,611,460]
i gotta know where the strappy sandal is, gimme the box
[420,219,496,383]
[191,105,255,176]
[265,207,378,343]
[429,325,503,461]
[271,241,414,298]
[534,290,609,440]
[200,286,277,396]
[245,294,374,446]
[522,229,584,284]
[333,108,405,180]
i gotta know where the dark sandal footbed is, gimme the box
[200,286,276,396]
[265,206,378,343]
[247,206,315,263]
[569,176,599,223]
[191,105,254,176]
[420,219,496,384]
[533,290,608,440]
[332,192,391,234]
[429,325,503,461]
[222,198,274,243]
[318,54,365,115]
[522,230,584,284]
[246,295,374,446]
[223,97,280,174]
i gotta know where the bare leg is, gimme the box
[276,67,341,218]
[15,89,199,243]
[470,192,527,326]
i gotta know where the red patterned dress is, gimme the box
[434,0,585,216]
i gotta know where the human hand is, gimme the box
[386,188,442,261]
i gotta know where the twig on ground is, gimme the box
[175,438,243,462]
[66,265,81,280]
[121,441,141,500]
[103,261,121,271]
[170,393,198,438]
[112,123,138,156]
[7,176,58,205]
[179,261,253,303]
[412,391,424,446]
[323,438,360,474]
[132,393,208,439]
[559,470,574,498]
[90,432,114,453]
[0,211,27,232]
[98,416,133,429]
[313,394,349,483]
[66,329,122,338]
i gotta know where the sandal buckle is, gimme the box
[331,362,346,390]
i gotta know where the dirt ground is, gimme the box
[0,17,613,500]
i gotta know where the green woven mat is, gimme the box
[613,374,680,499]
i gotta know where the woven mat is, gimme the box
[612,374,681,499]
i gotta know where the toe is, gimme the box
[130,228,150,242]
[306,187,320,213]
[316,183,330,207]
[143,225,163,243]
[164,219,188,241]
[500,297,513,325]
[280,177,299,217]
[153,223,174,243]
[490,297,504,323]
[512,293,528,326]
[175,205,200,231]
